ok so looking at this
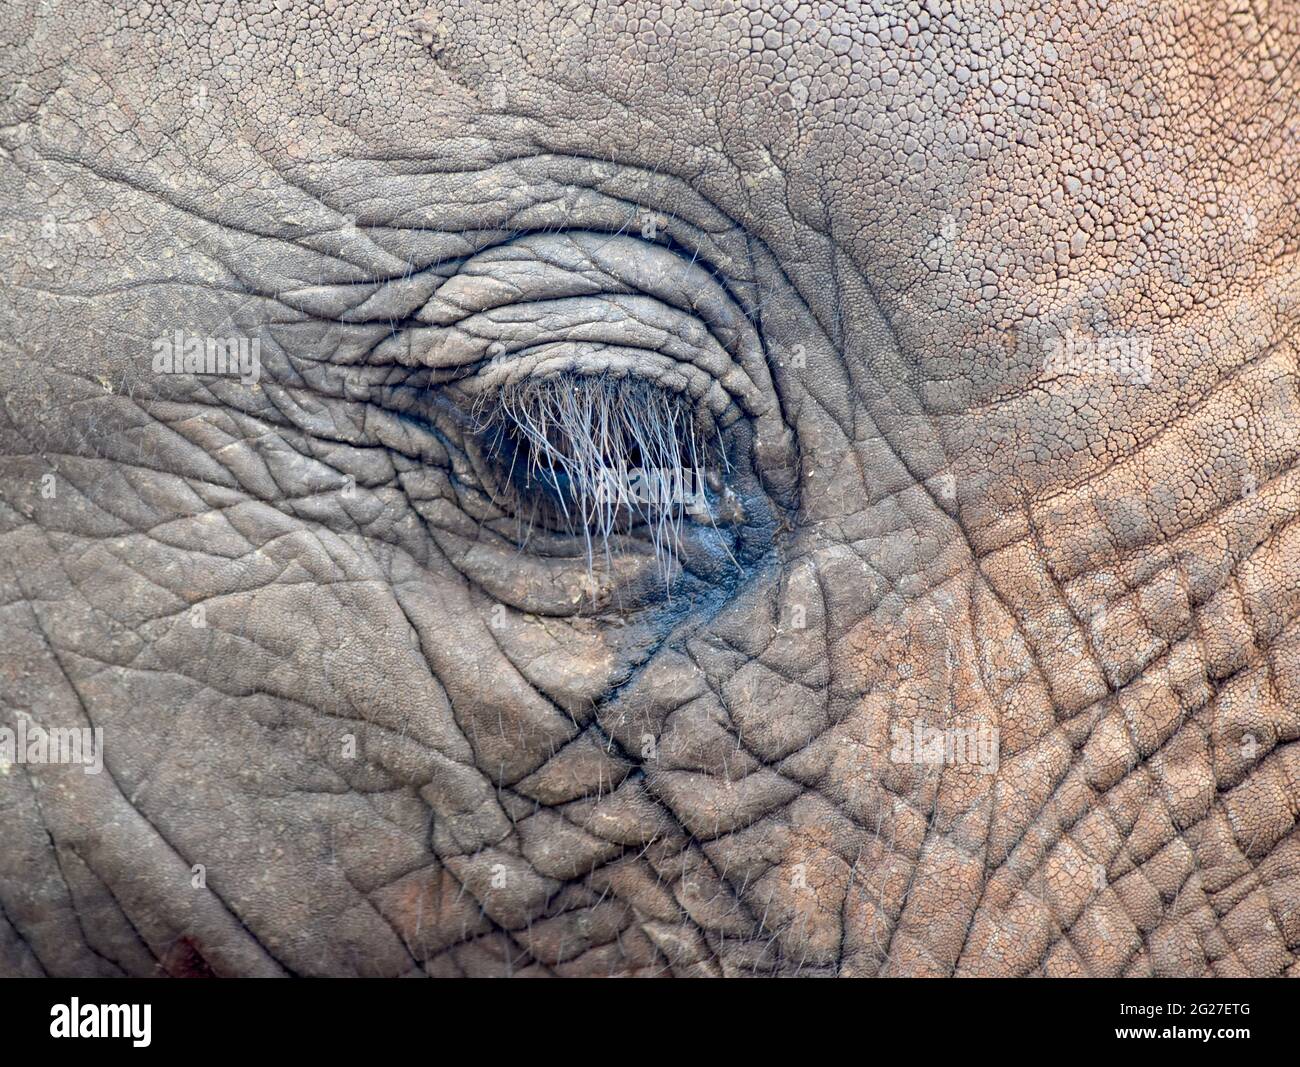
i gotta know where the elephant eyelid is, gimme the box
[471,372,725,580]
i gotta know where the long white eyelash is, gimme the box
[475,374,712,587]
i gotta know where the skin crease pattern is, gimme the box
[0,0,1298,978]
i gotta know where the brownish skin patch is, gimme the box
[160,936,219,979]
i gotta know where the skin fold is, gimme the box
[0,0,1297,977]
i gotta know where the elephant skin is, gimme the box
[0,0,1298,977]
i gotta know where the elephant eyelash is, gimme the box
[472,374,723,582]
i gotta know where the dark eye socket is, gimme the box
[473,372,725,574]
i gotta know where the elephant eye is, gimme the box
[473,373,724,580]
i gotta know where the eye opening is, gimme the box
[471,372,734,585]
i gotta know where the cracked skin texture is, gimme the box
[0,0,1298,978]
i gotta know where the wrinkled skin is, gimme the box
[1,0,1298,978]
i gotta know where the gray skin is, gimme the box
[1,0,1298,977]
